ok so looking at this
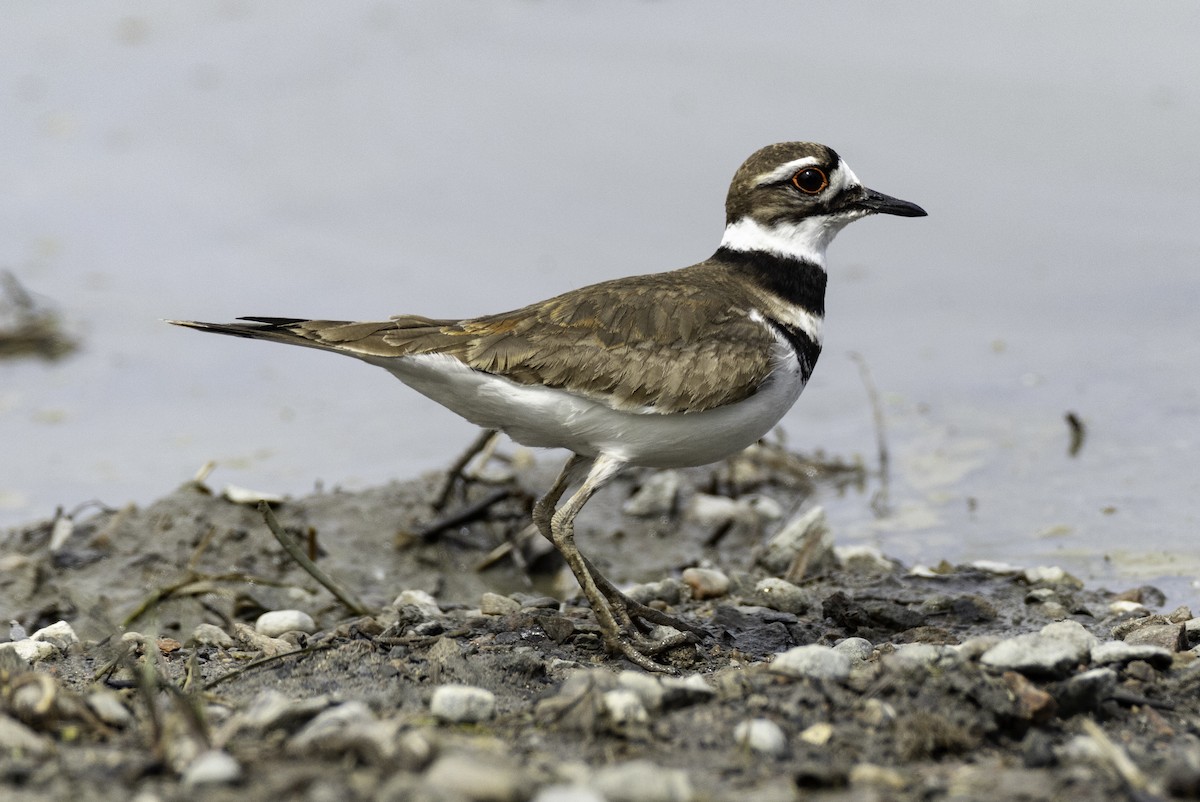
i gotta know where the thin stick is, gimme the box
[417,487,515,541]
[849,351,890,517]
[433,429,500,510]
[258,502,372,616]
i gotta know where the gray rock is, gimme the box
[1091,640,1172,668]
[771,644,852,682]
[183,749,242,787]
[980,620,1096,677]
[734,718,788,756]
[431,684,496,723]
[592,759,694,802]
[255,609,316,637]
[1058,667,1118,714]
[624,578,688,606]
[234,689,335,734]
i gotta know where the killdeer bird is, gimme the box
[171,142,926,671]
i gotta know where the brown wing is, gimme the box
[385,266,780,413]
[169,264,780,414]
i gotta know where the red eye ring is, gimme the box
[791,167,828,195]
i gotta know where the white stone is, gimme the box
[603,689,649,729]
[30,620,78,647]
[1024,565,1067,584]
[430,684,496,723]
[681,567,730,600]
[754,577,808,614]
[799,721,833,746]
[255,610,316,637]
[183,749,242,786]
[971,560,1023,575]
[87,690,133,728]
[834,545,895,571]
[617,670,664,712]
[0,639,57,663]
[191,623,234,648]
[592,759,694,802]
[771,645,852,682]
[532,785,606,802]
[980,620,1097,676]
[833,637,874,663]
[1091,641,1172,666]
[734,718,788,756]
[423,753,528,802]
[393,589,442,617]
[1109,600,1147,615]
[758,506,831,575]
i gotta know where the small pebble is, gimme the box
[0,639,57,663]
[431,684,496,723]
[87,690,133,728]
[833,637,874,663]
[971,560,1023,575]
[799,721,833,746]
[393,589,442,618]
[30,620,79,648]
[758,506,832,576]
[1123,623,1187,652]
[183,749,242,787]
[1109,600,1147,615]
[532,785,606,802]
[754,577,808,615]
[771,645,851,682]
[423,753,528,802]
[681,567,730,600]
[603,689,650,730]
[658,674,715,709]
[191,623,235,648]
[834,545,894,572]
[1091,641,1172,668]
[617,670,664,712]
[480,592,521,615]
[592,759,694,802]
[734,718,788,756]
[980,620,1096,678]
[0,715,53,757]
[255,610,316,638]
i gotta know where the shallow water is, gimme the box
[1,2,1197,602]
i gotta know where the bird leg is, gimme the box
[537,454,698,672]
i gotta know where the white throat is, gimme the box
[720,216,848,265]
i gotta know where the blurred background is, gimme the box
[1,2,1197,601]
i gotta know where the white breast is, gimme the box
[365,343,807,469]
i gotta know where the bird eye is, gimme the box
[791,167,828,195]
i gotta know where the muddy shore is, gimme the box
[2,445,1199,801]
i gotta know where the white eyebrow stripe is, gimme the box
[753,156,822,186]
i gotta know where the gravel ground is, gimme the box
[2,446,1199,802]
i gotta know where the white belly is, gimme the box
[364,346,806,469]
